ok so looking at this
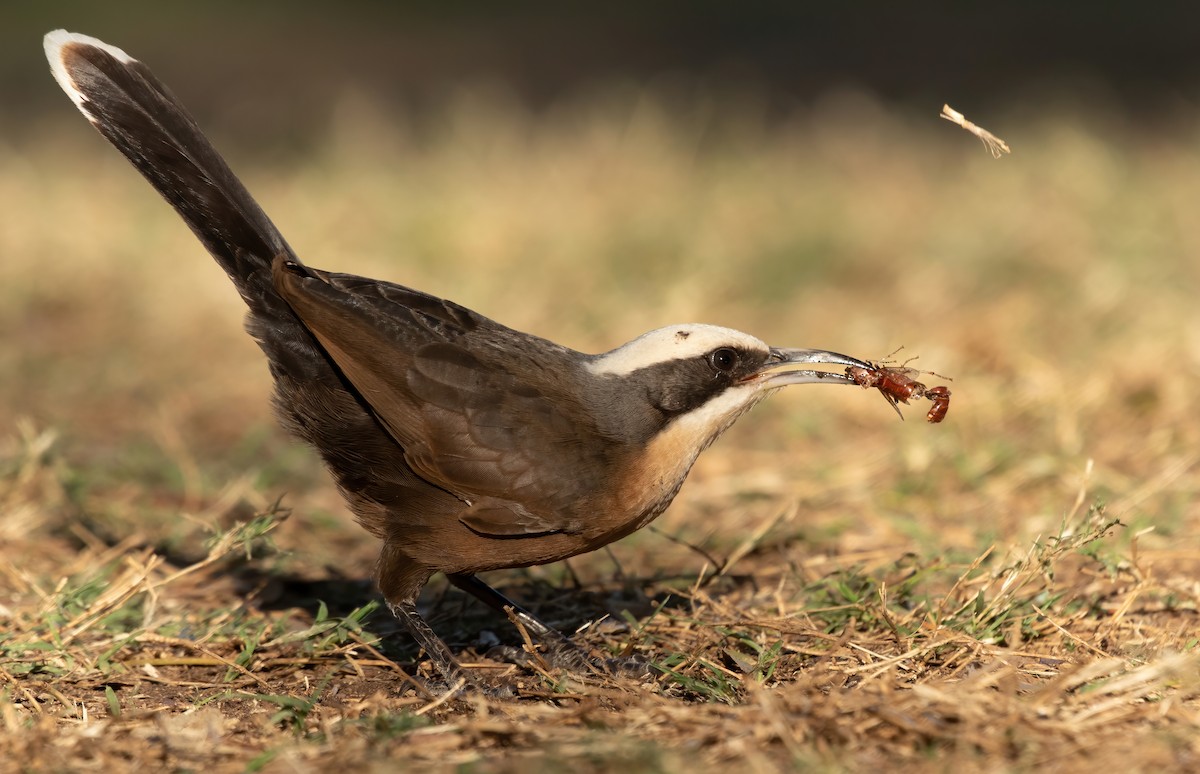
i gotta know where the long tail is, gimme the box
[43,30,436,537]
[43,30,297,322]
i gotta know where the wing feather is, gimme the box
[273,258,608,536]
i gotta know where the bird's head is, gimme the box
[585,324,872,448]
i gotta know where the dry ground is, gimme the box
[3,89,1200,772]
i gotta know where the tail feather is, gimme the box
[44,30,294,315]
[43,30,437,532]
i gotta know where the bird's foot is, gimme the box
[405,660,516,700]
[485,640,656,679]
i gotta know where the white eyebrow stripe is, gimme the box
[44,30,138,116]
[587,324,767,376]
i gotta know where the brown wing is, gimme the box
[272,258,606,536]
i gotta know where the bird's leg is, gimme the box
[447,573,569,643]
[378,543,497,692]
[445,573,656,677]
[386,599,471,689]
[446,573,592,670]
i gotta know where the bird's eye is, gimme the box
[709,347,738,373]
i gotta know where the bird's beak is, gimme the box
[747,348,875,389]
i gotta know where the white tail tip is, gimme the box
[44,30,137,115]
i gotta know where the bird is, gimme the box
[44,29,874,687]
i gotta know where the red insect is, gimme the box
[924,385,951,424]
[874,366,928,403]
[846,353,952,423]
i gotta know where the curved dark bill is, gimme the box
[752,347,875,387]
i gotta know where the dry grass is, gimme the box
[3,88,1200,772]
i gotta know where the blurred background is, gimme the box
[3,1,1200,573]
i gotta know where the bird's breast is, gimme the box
[607,417,716,537]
